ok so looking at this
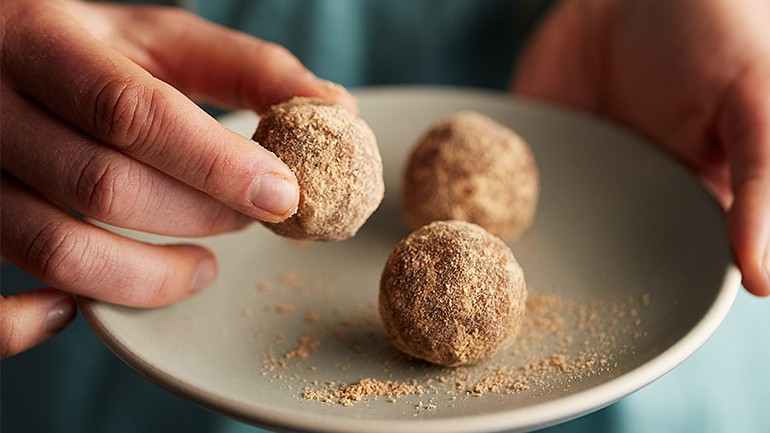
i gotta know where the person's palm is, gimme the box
[514,0,770,296]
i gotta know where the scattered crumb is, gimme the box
[284,331,321,360]
[303,378,424,406]
[257,281,273,292]
[642,293,651,306]
[278,272,301,287]
[252,269,651,412]
[266,303,296,314]
[263,356,286,372]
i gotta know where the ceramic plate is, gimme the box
[80,87,740,433]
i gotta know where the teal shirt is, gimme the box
[192,0,554,89]
[2,2,769,433]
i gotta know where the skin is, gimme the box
[0,0,356,358]
[514,0,770,298]
[1,0,767,357]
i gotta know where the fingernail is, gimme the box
[250,173,299,220]
[46,298,76,334]
[189,258,217,295]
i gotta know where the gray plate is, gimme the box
[81,87,740,433]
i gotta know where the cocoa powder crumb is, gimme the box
[303,378,425,406]
[266,303,296,314]
[284,331,321,360]
[256,270,649,411]
[278,272,301,287]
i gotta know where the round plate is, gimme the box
[80,87,740,433]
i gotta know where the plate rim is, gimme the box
[79,85,741,433]
[80,267,740,433]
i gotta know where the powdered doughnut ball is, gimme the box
[379,220,527,367]
[253,97,384,240]
[403,112,539,241]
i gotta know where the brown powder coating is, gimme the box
[379,220,527,367]
[253,97,384,240]
[402,112,539,241]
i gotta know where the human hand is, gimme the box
[514,0,770,296]
[0,0,357,357]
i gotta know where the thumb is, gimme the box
[719,64,770,297]
[0,289,77,358]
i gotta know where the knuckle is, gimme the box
[257,41,301,69]
[259,41,292,59]
[141,271,176,307]
[154,6,200,26]
[91,77,165,156]
[25,221,92,288]
[197,148,228,193]
[134,5,198,26]
[120,6,194,40]
[75,153,139,221]
[0,299,20,358]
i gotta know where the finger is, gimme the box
[719,64,770,297]
[511,0,615,112]
[77,3,358,114]
[1,85,249,237]
[3,2,298,223]
[1,174,218,307]
[0,289,76,358]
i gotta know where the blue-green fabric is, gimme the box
[190,0,553,90]
[2,1,769,433]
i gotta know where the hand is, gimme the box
[0,0,357,357]
[514,0,770,296]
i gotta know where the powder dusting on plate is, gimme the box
[249,269,650,413]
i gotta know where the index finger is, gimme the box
[3,2,297,222]
[87,4,359,115]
